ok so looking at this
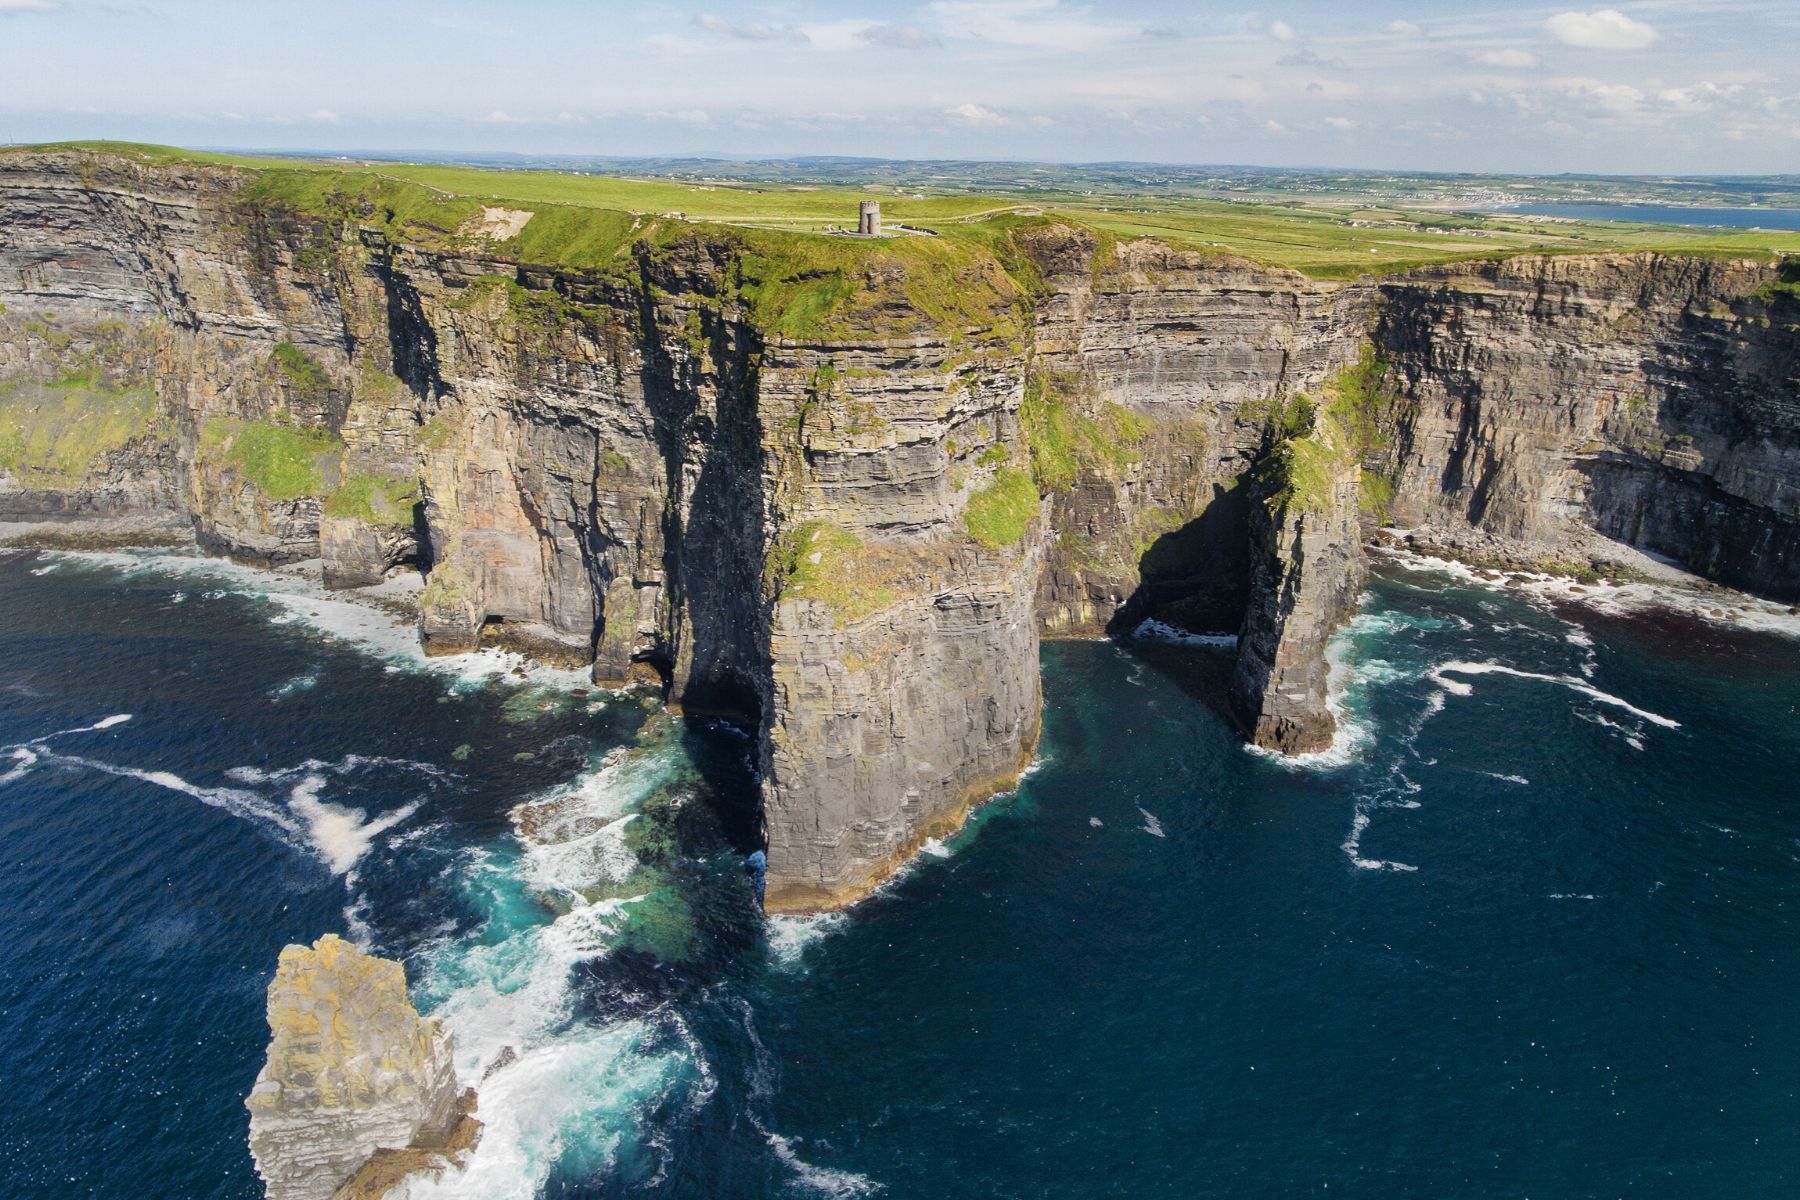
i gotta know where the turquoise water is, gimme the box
[2,549,1797,1198]
[1476,202,1800,230]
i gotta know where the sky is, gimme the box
[2,0,1797,174]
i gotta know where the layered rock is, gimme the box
[246,934,479,1200]
[4,148,1797,908]
[1373,254,1800,598]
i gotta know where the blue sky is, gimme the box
[2,0,1797,173]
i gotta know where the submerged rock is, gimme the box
[246,934,480,1200]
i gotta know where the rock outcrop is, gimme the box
[246,934,479,1200]
[4,148,1796,907]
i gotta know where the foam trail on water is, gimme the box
[1428,661,1680,729]
[45,752,308,850]
[764,1130,883,1198]
[1341,809,1419,873]
[285,774,422,876]
[1138,807,1166,838]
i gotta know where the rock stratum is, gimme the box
[246,934,480,1200]
[3,149,1796,908]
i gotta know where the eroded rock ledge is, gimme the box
[246,934,480,1200]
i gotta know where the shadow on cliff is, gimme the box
[631,273,771,858]
[1107,478,1252,639]
[1100,477,1255,731]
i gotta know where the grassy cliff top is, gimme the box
[10,141,1800,284]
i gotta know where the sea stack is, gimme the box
[246,934,480,1200]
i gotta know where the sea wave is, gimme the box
[1426,660,1680,729]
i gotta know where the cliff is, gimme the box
[3,147,1795,908]
[246,934,479,1200]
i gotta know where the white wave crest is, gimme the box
[1427,660,1679,729]
[1131,618,1237,648]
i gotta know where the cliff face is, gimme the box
[1374,254,1800,597]
[4,150,1796,908]
[246,934,479,1200]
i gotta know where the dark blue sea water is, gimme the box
[3,548,1798,1199]
[1477,203,1800,231]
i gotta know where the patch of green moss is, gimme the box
[199,418,341,500]
[1754,258,1800,302]
[420,557,474,610]
[323,470,418,523]
[270,342,332,407]
[766,520,899,619]
[1260,399,1354,515]
[1359,472,1396,519]
[964,467,1038,548]
[1019,371,1151,493]
[0,379,157,485]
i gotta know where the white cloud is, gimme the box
[1324,115,1358,130]
[0,0,54,11]
[1385,20,1422,37]
[863,23,940,49]
[1476,48,1539,68]
[929,0,1136,52]
[309,109,341,123]
[948,102,1013,127]
[1264,118,1289,134]
[482,110,527,125]
[1546,10,1659,51]
[1269,19,1298,42]
[696,14,806,43]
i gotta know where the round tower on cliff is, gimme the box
[858,200,882,237]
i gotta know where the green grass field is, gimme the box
[12,140,1800,283]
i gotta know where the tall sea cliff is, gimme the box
[2,147,1795,907]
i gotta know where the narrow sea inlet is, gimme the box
[2,548,1796,1198]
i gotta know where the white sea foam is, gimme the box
[401,742,716,1196]
[1340,808,1420,873]
[285,773,422,876]
[767,911,850,969]
[1089,816,1104,828]
[1485,772,1531,786]
[1576,709,1646,751]
[765,1130,883,1198]
[49,752,308,849]
[0,746,40,785]
[270,671,320,699]
[1131,618,1238,648]
[1427,660,1680,729]
[1381,545,1800,641]
[38,550,595,693]
[1138,807,1166,838]
[921,837,953,858]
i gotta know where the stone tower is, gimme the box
[858,200,881,237]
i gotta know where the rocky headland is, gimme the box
[3,146,1795,908]
[246,934,480,1200]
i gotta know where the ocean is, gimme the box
[1474,202,1800,231]
[2,547,1797,1199]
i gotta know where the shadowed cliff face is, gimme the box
[3,151,1796,909]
